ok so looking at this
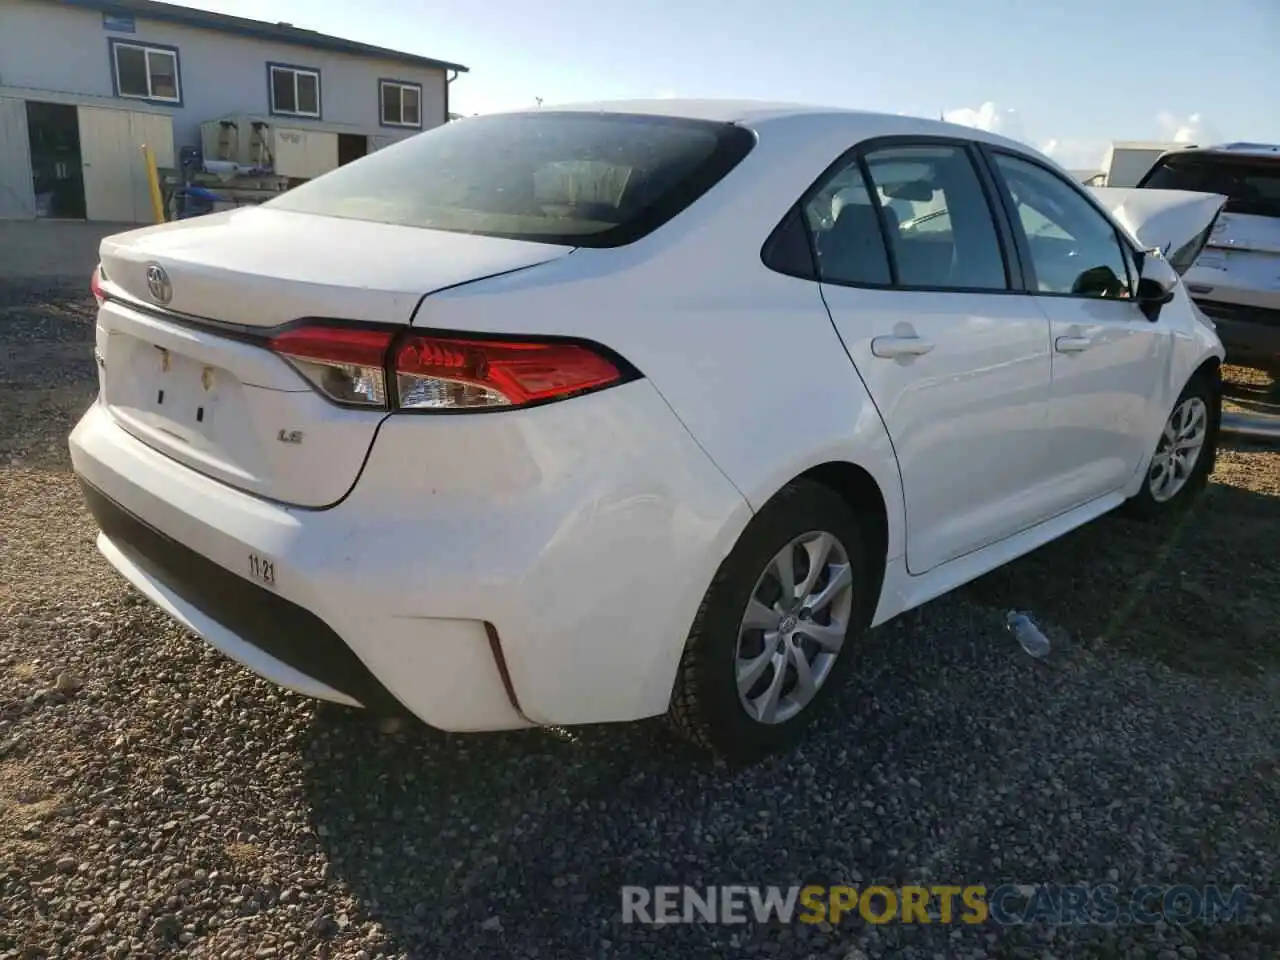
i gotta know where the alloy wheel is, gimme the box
[734,531,855,725]
[1148,396,1208,503]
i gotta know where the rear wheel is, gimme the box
[667,480,874,761]
[1124,374,1218,520]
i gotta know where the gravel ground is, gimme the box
[2,234,1279,959]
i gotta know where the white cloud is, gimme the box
[942,101,1028,142]
[942,101,1091,166]
[943,101,1222,174]
[1041,138,1112,172]
[1156,111,1219,145]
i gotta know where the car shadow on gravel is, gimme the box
[958,474,1280,679]
[299,472,1278,958]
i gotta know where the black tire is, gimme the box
[1123,372,1219,521]
[666,479,875,762]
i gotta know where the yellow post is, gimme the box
[141,144,166,223]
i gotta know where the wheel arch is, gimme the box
[1188,354,1224,475]
[791,460,891,606]
[1126,349,1224,502]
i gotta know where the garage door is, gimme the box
[78,106,174,223]
[0,97,36,219]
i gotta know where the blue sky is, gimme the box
[187,0,1279,170]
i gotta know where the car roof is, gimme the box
[1158,142,1280,161]
[492,98,1046,158]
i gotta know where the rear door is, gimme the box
[809,139,1055,574]
[985,149,1169,511]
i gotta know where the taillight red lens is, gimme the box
[265,323,629,412]
[392,335,623,410]
[268,325,395,408]
[90,265,104,305]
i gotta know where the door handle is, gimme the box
[1055,335,1092,353]
[871,335,935,359]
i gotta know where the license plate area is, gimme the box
[145,343,218,442]
[151,346,219,436]
[103,333,226,446]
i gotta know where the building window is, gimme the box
[380,80,422,128]
[268,64,321,118]
[110,40,181,103]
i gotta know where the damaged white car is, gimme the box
[71,103,1230,759]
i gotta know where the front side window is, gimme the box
[380,81,422,128]
[112,41,180,103]
[269,65,321,118]
[265,110,755,247]
[993,153,1133,299]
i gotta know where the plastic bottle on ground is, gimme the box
[1006,610,1050,658]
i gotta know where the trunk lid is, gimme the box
[99,206,568,327]
[94,208,572,507]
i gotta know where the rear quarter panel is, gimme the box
[414,113,910,562]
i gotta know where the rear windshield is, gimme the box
[1139,153,1280,218]
[265,111,756,247]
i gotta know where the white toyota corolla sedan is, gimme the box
[70,100,1227,760]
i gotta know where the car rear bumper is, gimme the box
[69,382,750,731]
[79,478,402,713]
[1191,300,1280,372]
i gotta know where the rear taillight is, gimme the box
[91,264,105,305]
[393,335,623,410]
[269,325,394,408]
[267,323,629,412]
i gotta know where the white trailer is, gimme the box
[1102,141,1187,187]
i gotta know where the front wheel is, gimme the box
[666,480,874,761]
[1124,374,1219,520]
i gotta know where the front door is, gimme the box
[807,140,1055,574]
[987,151,1169,510]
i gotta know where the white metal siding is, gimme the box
[0,97,36,219]
[78,107,174,223]
[1,0,450,157]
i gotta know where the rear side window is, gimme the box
[265,111,756,247]
[1140,154,1280,218]
[862,144,1008,291]
[802,159,893,285]
[800,142,1008,290]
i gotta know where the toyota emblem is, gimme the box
[145,263,172,305]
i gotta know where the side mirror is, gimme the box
[1135,250,1178,322]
